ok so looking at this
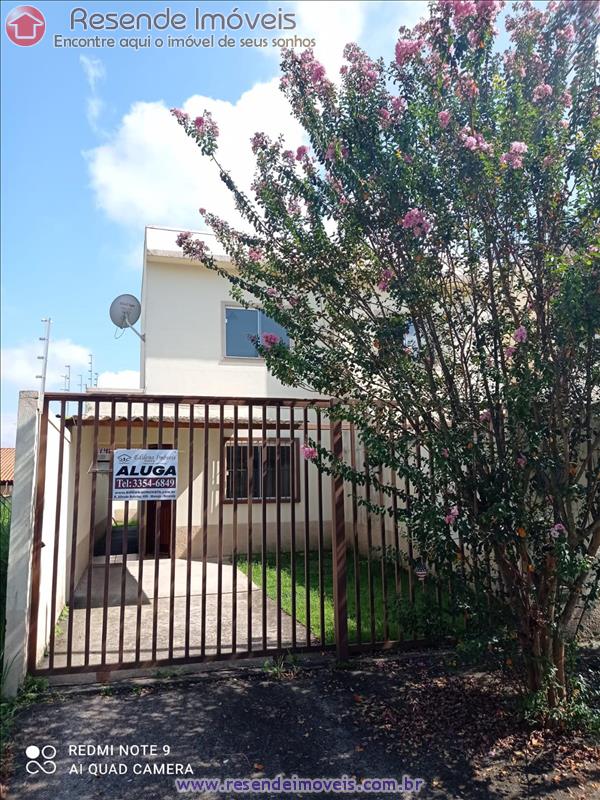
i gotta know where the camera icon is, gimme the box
[25,744,57,775]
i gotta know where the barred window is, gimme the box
[225,441,297,501]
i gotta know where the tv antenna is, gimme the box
[35,317,51,413]
[109,294,144,341]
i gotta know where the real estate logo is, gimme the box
[5,5,46,46]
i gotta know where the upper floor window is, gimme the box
[224,306,289,359]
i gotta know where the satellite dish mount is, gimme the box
[109,294,145,341]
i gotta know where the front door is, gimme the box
[144,443,173,557]
[145,499,172,557]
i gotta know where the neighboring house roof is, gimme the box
[0,448,15,484]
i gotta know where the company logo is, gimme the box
[117,453,132,463]
[5,6,45,46]
[25,744,56,775]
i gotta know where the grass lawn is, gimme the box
[238,549,454,645]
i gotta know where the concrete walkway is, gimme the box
[40,558,311,671]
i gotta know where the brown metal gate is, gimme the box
[27,392,456,679]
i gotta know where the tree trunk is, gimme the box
[522,622,567,710]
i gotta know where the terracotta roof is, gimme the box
[0,448,15,483]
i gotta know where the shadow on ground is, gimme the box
[5,652,600,800]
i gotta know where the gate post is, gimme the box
[3,392,39,696]
[330,410,349,661]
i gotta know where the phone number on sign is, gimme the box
[114,478,176,489]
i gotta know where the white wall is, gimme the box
[142,227,321,400]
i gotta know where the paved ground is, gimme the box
[6,653,600,800]
[41,558,310,670]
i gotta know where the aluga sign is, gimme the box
[112,449,178,500]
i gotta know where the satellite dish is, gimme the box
[110,294,144,341]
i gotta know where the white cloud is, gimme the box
[97,369,140,389]
[1,412,17,447]
[80,55,105,92]
[80,55,106,134]
[84,2,429,245]
[291,1,368,75]
[1,338,90,391]
[85,78,306,234]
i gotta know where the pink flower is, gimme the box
[378,107,392,127]
[444,506,460,525]
[479,410,491,423]
[504,345,516,359]
[516,454,527,468]
[302,445,318,460]
[248,248,264,263]
[543,155,555,168]
[559,119,569,129]
[170,108,189,122]
[401,207,431,237]
[560,91,572,108]
[438,110,451,128]
[464,135,478,150]
[550,523,566,539]
[261,332,280,349]
[176,231,192,247]
[441,448,449,458]
[266,287,278,297]
[395,38,424,66]
[533,83,553,102]
[510,141,528,154]
[513,325,528,343]
[391,96,407,115]
[194,116,205,131]
[295,145,308,161]
[377,268,394,291]
[446,1,477,20]
[559,24,575,42]
[310,61,326,84]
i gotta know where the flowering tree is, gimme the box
[172,0,600,710]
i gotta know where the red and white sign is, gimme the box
[5,6,46,46]
[112,449,178,501]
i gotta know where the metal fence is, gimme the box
[28,392,458,678]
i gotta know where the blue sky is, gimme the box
[1,0,522,444]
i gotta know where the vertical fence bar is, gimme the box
[135,401,148,662]
[275,403,282,650]
[27,398,49,673]
[316,408,325,644]
[247,402,254,652]
[289,403,297,649]
[168,402,179,659]
[216,403,224,655]
[349,423,361,646]
[201,404,209,657]
[405,420,415,608]
[101,401,116,665]
[261,404,268,650]
[118,400,132,664]
[48,401,66,670]
[84,401,100,666]
[185,403,194,658]
[378,465,389,642]
[331,413,349,660]
[391,456,402,640]
[66,400,83,669]
[232,405,238,653]
[151,403,163,661]
[303,406,311,646]
[364,452,376,646]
